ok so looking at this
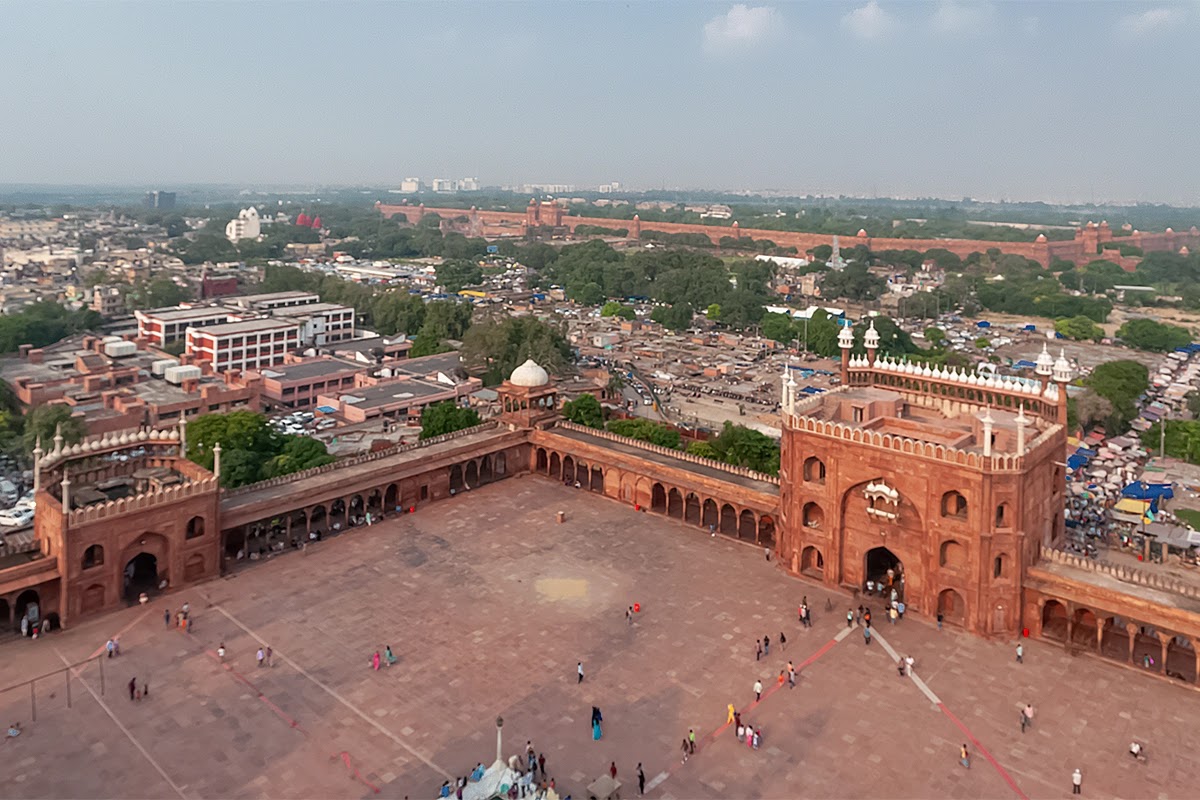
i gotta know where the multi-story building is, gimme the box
[224,207,261,242]
[90,285,125,316]
[186,318,301,374]
[143,191,176,209]
[292,302,356,347]
[399,178,422,193]
[457,177,480,192]
[431,179,455,193]
[136,306,234,346]
[255,357,364,410]
[224,291,319,312]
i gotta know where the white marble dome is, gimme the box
[509,359,550,388]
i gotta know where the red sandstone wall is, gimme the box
[376,203,1199,268]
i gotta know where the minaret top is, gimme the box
[1052,349,1073,383]
[1035,343,1054,377]
[837,323,855,350]
[864,319,880,350]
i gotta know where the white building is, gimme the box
[598,182,621,194]
[399,177,422,193]
[431,179,455,193]
[457,177,480,192]
[225,207,261,243]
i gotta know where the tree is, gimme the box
[1188,391,1200,419]
[419,401,481,439]
[561,393,604,428]
[1074,391,1114,430]
[701,421,781,475]
[819,264,886,302]
[1086,360,1149,434]
[686,440,719,459]
[1055,315,1104,342]
[606,418,681,449]
[127,277,190,310]
[1116,318,1192,353]
[600,301,636,320]
[460,314,570,386]
[811,244,833,261]
[23,404,85,453]
[436,259,483,293]
[408,331,448,357]
[263,435,334,478]
[650,303,693,331]
[706,303,722,320]
[760,312,795,344]
[923,327,946,347]
[974,336,990,349]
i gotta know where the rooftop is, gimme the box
[259,358,362,383]
[190,318,299,337]
[335,378,450,410]
[392,351,463,378]
[226,290,319,306]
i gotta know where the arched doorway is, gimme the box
[720,503,737,536]
[1071,608,1098,649]
[15,590,40,628]
[684,493,701,525]
[651,483,667,513]
[123,552,160,601]
[385,484,398,509]
[367,489,382,513]
[667,488,683,518]
[449,464,464,493]
[1041,600,1067,641]
[480,455,494,484]
[801,546,824,577]
[496,451,507,476]
[310,505,327,534]
[536,448,548,473]
[702,499,718,530]
[864,546,902,590]
[466,460,479,488]
[549,452,561,478]
[937,589,966,627]
[590,466,604,493]
[330,499,347,528]
[758,515,776,547]
[738,509,756,541]
[1166,636,1196,683]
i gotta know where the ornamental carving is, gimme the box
[864,480,900,521]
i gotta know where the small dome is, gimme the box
[1181,246,1190,256]
[1035,233,1047,243]
[856,228,868,237]
[509,359,550,387]
[1166,227,1174,234]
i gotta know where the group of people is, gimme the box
[167,601,193,633]
[369,646,397,670]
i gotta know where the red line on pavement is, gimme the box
[87,607,155,660]
[938,702,1029,800]
[338,751,381,794]
[205,650,308,735]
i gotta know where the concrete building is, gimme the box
[224,207,261,243]
[186,318,301,374]
[399,178,422,193]
[254,357,364,411]
[90,285,126,317]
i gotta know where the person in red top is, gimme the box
[610,762,617,780]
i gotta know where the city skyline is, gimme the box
[3,1,1198,205]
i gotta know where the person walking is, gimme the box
[863,626,872,645]
[753,679,763,702]
[889,606,898,625]
[937,612,944,630]
[1016,642,1024,664]
[779,632,787,651]
[681,738,690,764]
[755,639,762,661]
[106,638,116,658]
[763,635,770,657]
[959,744,971,769]
[787,661,795,688]
[637,762,646,795]
[626,606,633,625]
[726,704,736,725]
[372,651,381,671]
[257,647,265,668]
[688,728,696,754]
[1020,702,1034,733]
[577,661,584,684]
[610,762,618,781]
[847,608,854,628]
[1072,768,1082,794]
[181,601,190,619]
[217,642,226,662]
[538,753,545,777]
[128,677,137,701]
[164,608,171,628]
[764,546,770,562]
[266,646,273,667]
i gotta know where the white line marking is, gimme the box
[646,771,669,791]
[834,624,856,643]
[206,600,452,780]
[53,648,188,799]
[868,629,942,706]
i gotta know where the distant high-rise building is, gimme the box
[598,182,621,194]
[457,177,480,192]
[431,178,455,193]
[399,177,422,193]
[144,191,177,209]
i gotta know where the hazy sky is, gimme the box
[3,1,1197,204]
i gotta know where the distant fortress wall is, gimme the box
[376,202,1200,268]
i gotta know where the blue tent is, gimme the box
[801,386,824,395]
[1076,448,1098,457]
[975,320,991,328]
[1015,359,1037,369]
[1067,454,1089,470]
[1121,482,1174,501]
[1023,324,1037,331]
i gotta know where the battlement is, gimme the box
[67,475,219,527]
[1041,546,1200,602]
[556,420,781,486]
[223,422,500,497]
[785,388,1062,473]
[40,426,182,472]
[847,354,1059,404]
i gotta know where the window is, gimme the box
[852,406,865,423]
[186,516,205,539]
[420,485,429,501]
[993,554,1007,579]
[995,503,1010,528]
[939,539,966,568]
[941,491,968,519]
[803,456,826,484]
[82,544,104,569]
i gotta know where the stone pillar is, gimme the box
[213,442,222,481]
[1095,622,1104,654]
[1125,622,1138,663]
[1157,633,1170,674]
[32,438,43,494]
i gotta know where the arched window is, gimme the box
[993,554,1007,579]
[82,544,104,570]
[941,490,968,519]
[186,516,205,539]
[995,503,1010,528]
[803,456,826,484]
[802,502,824,529]
[939,539,966,569]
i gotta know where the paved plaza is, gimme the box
[2,477,1200,799]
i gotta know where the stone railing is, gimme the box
[555,420,781,486]
[67,476,220,527]
[223,422,500,497]
[1042,547,1200,601]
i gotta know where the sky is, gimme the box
[2,1,1198,205]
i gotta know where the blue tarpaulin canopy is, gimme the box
[801,386,824,394]
[975,320,991,328]
[1023,324,1037,331]
[316,405,337,414]
[1122,482,1174,501]
[1067,454,1089,470]
[1015,360,1037,369]
[1076,448,1098,457]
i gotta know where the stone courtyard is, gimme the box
[1,477,1199,799]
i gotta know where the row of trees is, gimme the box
[185,411,334,488]
[1072,360,1149,435]
[759,311,919,360]
[1116,318,1192,352]
[0,302,103,354]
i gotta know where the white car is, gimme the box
[0,507,34,528]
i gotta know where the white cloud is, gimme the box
[930,1,994,36]
[841,1,897,40]
[703,5,780,53]
[1117,7,1185,36]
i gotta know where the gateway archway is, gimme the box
[124,553,160,601]
[864,546,903,594]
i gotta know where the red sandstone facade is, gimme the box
[376,202,1200,267]
[4,358,1200,687]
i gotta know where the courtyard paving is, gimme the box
[1,477,1199,799]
